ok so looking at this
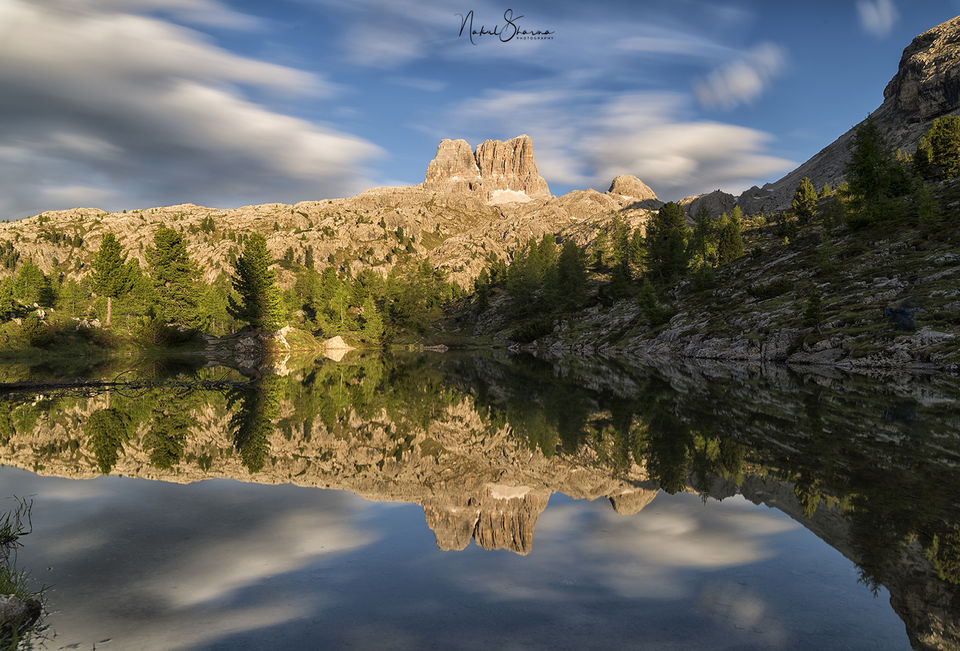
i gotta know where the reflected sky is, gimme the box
[0,467,910,650]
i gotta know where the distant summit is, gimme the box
[739,15,960,213]
[424,134,550,204]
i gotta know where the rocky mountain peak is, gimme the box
[424,134,550,203]
[606,174,657,201]
[737,15,960,214]
[884,15,960,121]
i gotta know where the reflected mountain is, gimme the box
[1,353,959,649]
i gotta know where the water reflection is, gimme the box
[1,352,959,648]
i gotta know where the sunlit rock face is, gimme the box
[737,15,960,214]
[423,485,551,555]
[424,139,480,195]
[606,175,657,202]
[424,135,550,203]
[607,486,659,515]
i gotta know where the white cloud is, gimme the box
[437,88,794,200]
[694,43,786,110]
[857,0,899,38]
[0,0,380,217]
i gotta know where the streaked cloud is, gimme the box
[857,0,899,38]
[694,43,786,110]
[0,0,380,218]
[438,87,794,200]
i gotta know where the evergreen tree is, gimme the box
[915,115,960,180]
[90,232,133,327]
[11,261,55,307]
[610,218,631,271]
[688,203,716,265]
[845,117,911,225]
[717,211,745,265]
[147,227,204,330]
[791,177,818,224]
[591,230,609,269]
[557,240,587,309]
[629,228,645,273]
[228,233,285,331]
[646,202,689,281]
[362,294,384,344]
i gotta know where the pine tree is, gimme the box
[362,294,384,344]
[11,261,55,308]
[147,227,204,330]
[646,202,689,281]
[90,232,133,327]
[845,117,911,225]
[557,239,586,309]
[791,177,818,224]
[688,203,716,265]
[591,230,608,269]
[717,211,745,265]
[629,228,645,273]
[228,232,285,331]
[915,115,960,180]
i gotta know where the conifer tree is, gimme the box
[717,211,745,265]
[791,177,818,224]
[90,232,133,327]
[362,294,384,344]
[688,203,715,265]
[591,231,608,269]
[915,115,960,180]
[845,117,911,224]
[629,229,645,273]
[11,261,55,308]
[228,232,285,331]
[147,227,204,330]
[646,202,689,281]
[557,239,586,309]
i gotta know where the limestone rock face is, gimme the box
[737,15,960,213]
[607,175,657,201]
[608,486,659,515]
[679,189,736,220]
[884,16,960,122]
[424,139,480,195]
[423,484,551,555]
[424,134,550,203]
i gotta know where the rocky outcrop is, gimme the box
[424,139,480,195]
[425,485,553,555]
[679,189,736,220]
[737,16,960,213]
[606,174,661,207]
[607,485,659,515]
[424,135,550,203]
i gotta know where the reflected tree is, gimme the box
[229,374,282,473]
[86,408,131,474]
[143,408,191,470]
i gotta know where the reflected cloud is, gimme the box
[153,509,374,607]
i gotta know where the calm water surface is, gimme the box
[0,352,956,650]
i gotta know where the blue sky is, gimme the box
[1,0,958,218]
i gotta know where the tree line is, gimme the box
[0,225,463,350]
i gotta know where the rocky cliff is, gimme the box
[737,15,960,214]
[424,135,550,203]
